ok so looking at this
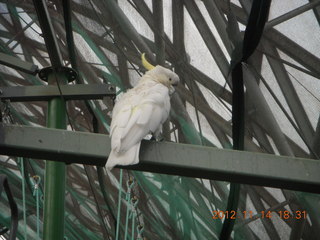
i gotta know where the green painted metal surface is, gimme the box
[1,124,320,193]
[0,52,38,75]
[0,84,115,102]
[43,72,67,240]
[1,0,320,239]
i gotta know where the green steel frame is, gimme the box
[0,84,114,102]
[32,0,67,239]
[44,74,67,240]
[0,52,38,75]
[1,0,320,239]
[0,124,319,193]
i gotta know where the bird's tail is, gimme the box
[106,142,141,170]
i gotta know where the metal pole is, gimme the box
[265,0,320,29]
[31,0,67,238]
[43,72,67,240]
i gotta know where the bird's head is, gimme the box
[141,53,179,93]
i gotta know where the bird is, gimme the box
[106,54,179,170]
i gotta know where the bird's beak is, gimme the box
[172,82,178,86]
[141,53,155,70]
[169,86,175,94]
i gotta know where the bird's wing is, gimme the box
[111,83,170,153]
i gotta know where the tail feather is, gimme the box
[106,142,141,170]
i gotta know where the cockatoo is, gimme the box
[106,54,179,170]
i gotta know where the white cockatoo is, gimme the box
[106,54,179,170]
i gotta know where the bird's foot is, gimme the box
[151,133,164,142]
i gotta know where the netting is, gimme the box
[0,0,319,239]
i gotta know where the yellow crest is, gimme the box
[141,53,155,70]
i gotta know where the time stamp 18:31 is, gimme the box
[212,210,307,220]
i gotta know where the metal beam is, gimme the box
[243,65,294,156]
[202,0,232,55]
[217,0,320,77]
[32,0,67,238]
[103,0,153,57]
[183,0,229,78]
[44,72,67,240]
[32,0,63,67]
[0,52,38,75]
[265,0,320,30]
[0,84,115,102]
[0,124,107,166]
[262,40,315,152]
[0,124,319,193]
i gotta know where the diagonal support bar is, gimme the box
[265,0,320,29]
[0,52,38,75]
[32,0,63,67]
[0,84,115,102]
[0,124,319,193]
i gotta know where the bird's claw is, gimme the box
[151,133,164,142]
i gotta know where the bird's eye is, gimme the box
[169,78,172,81]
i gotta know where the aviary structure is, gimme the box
[0,0,319,239]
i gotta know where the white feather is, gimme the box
[106,65,179,170]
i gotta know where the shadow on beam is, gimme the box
[0,124,319,193]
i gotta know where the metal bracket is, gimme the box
[38,66,77,82]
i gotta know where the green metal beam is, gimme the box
[0,84,115,102]
[32,0,63,68]
[0,124,107,166]
[0,52,38,75]
[0,124,319,193]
